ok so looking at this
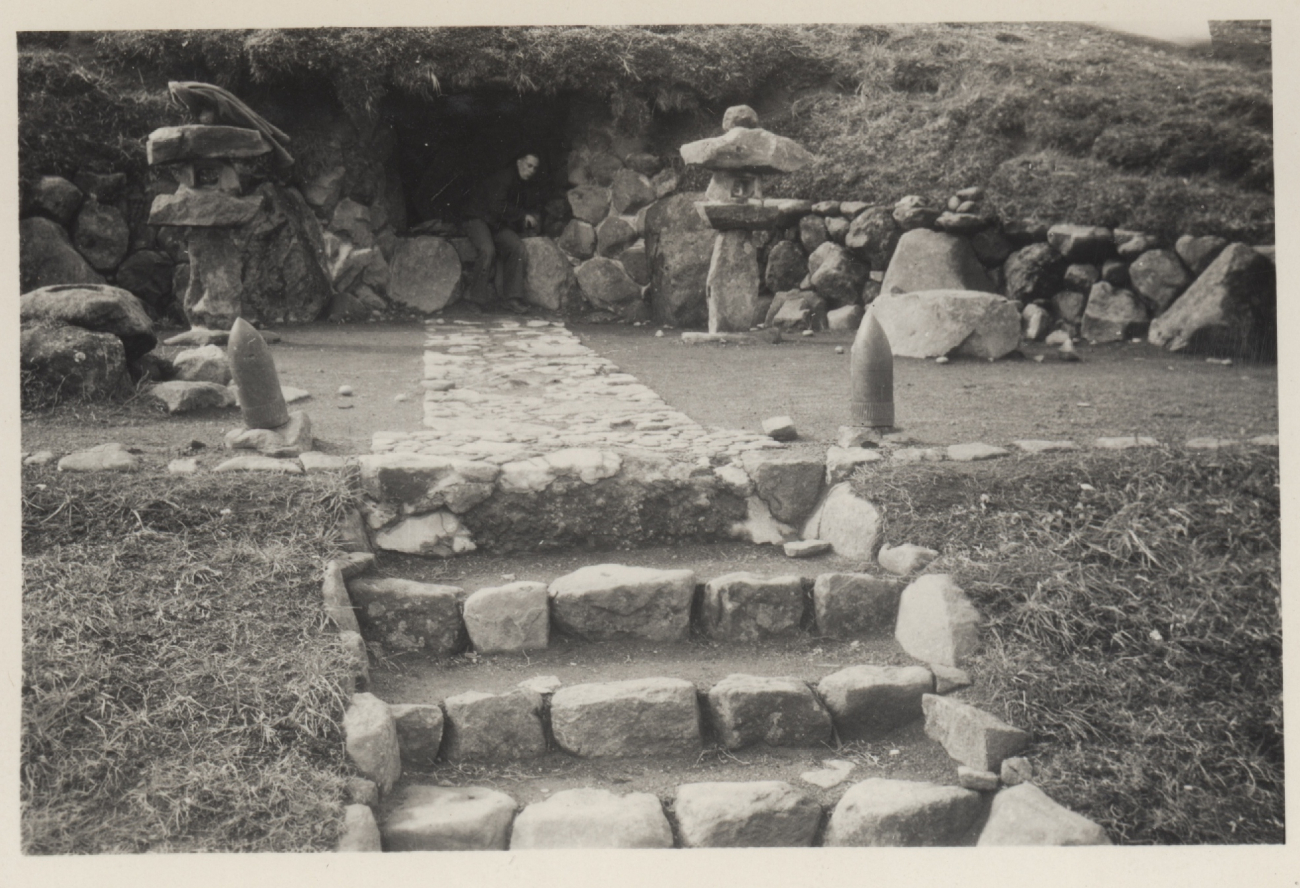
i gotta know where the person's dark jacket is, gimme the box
[463,165,541,233]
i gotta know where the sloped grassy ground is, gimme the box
[20,22,1272,241]
[852,448,1283,844]
[21,471,358,853]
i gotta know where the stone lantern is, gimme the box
[679,106,814,332]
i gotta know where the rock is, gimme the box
[224,411,313,457]
[520,237,578,311]
[331,198,373,246]
[880,229,993,296]
[620,243,650,286]
[978,784,1110,845]
[878,543,939,576]
[765,240,807,293]
[20,217,105,292]
[596,216,638,258]
[707,230,761,332]
[784,539,832,557]
[762,415,797,441]
[1008,248,1074,314]
[321,561,360,633]
[387,703,444,768]
[947,443,1009,462]
[1114,229,1158,258]
[741,452,825,525]
[801,482,882,560]
[1081,282,1148,343]
[674,782,821,847]
[1148,243,1276,355]
[624,152,663,176]
[212,455,303,474]
[1063,263,1100,292]
[722,104,761,131]
[346,577,464,655]
[1046,224,1113,263]
[1003,219,1050,246]
[932,664,972,694]
[20,325,132,403]
[389,237,464,313]
[957,766,1000,792]
[172,343,231,384]
[812,573,901,637]
[1101,259,1130,287]
[969,228,1013,267]
[1128,249,1192,314]
[114,250,174,312]
[346,776,379,807]
[680,126,814,174]
[816,665,934,740]
[922,694,1030,772]
[895,574,981,667]
[24,451,56,467]
[548,564,695,642]
[381,784,517,851]
[357,453,500,515]
[342,693,400,795]
[824,779,982,846]
[730,495,797,545]
[300,451,348,473]
[147,380,235,413]
[336,804,382,852]
[892,195,940,230]
[844,206,900,270]
[577,256,643,316]
[801,759,856,788]
[558,219,597,260]
[511,789,672,849]
[933,211,989,235]
[808,242,870,307]
[700,573,806,641]
[57,442,139,473]
[645,193,713,327]
[871,289,1020,359]
[827,304,865,331]
[72,199,130,271]
[338,630,370,691]
[799,214,828,254]
[1094,436,1160,450]
[550,678,701,757]
[30,175,84,224]
[1012,439,1078,454]
[1021,303,1051,341]
[825,216,850,244]
[71,170,125,204]
[147,124,271,163]
[1000,756,1033,786]
[568,185,611,226]
[441,689,547,762]
[1175,234,1229,276]
[462,581,549,654]
[609,169,656,216]
[148,186,263,228]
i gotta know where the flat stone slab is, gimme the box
[346,577,464,655]
[674,781,821,847]
[57,442,139,473]
[1012,439,1079,454]
[922,693,1031,773]
[212,455,303,474]
[548,564,695,642]
[947,442,1009,462]
[700,572,806,641]
[816,665,934,741]
[441,689,547,762]
[706,674,832,749]
[510,788,673,849]
[462,581,549,653]
[1094,436,1160,450]
[824,778,983,846]
[978,784,1111,845]
[381,784,517,851]
[784,539,831,558]
[550,678,701,758]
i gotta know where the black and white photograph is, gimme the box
[8,4,1294,884]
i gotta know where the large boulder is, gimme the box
[20,217,105,292]
[20,283,156,362]
[557,218,597,260]
[346,577,464,655]
[844,206,901,270]
[817,665,934,740]
[1081,282,1148,343]
[172,343,231,384]
[511,789,672,849]
[1174,234,1229,276]
[674,782,821,847]
[765,240,807,293]
[1128,249,1192,314]
[870,290,1021,359]
[1148,243,1276,355]
[549,678,702,757]
[609,169,657,216]
[576,256,643,316]
[824,779,983,846]
[1003,243,1067,305]
[707,230,761,332]
[20,324,132,403]
[596,216,638,258]
[680,127,814,174]
[521,237,579,312]
[706,674,832,749]
[389,236,464,313]
[645,192,712,327]
[548,564,695,641]
[880,229,992,296]
[895,574,981,667]
[567,185,611,226]
[700,573,806,641]
[809,242,870,307]
[114,250,175,313]
[72,199,130,271]
[29,175,85,225]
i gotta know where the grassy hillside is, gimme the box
[18,23,1273,241]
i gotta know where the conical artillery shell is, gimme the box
[227,317,290,429]
[850,308,894,428]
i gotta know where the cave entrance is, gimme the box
[383,88,572,227]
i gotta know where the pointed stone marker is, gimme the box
[851,308,894,428]
[227,317,289,429]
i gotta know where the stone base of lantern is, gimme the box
[224,410,314,456]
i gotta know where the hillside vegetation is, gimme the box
[19,23,1273,240]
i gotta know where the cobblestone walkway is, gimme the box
[370,318,785,464]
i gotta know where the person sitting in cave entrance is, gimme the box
[462,151,544,313]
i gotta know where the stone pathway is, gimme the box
[370,318,785,464]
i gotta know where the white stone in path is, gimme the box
[801,482,882,560]
[24,450,55,466]
[463,581,549,653]
[510,788,673,849]
[441,689,547,761]
[784,539,831,558]
[57,442,139,473]
[674,781,821,848]
[1185,437,1240,450]
[878,543,939,576]
[342,693,400,795]
[1012,439,1079,454]
[550,678,701,758]
[700,572,806,641]
[299,451,348,472]
[812,573,902,637]
[335,804,382,852]
[816,665,934,741]
[800,759,855,789]
[346,577,464,655]
[381,785,517,851]
[1094,435,1160,450]
[894,574,981,667]
[372,510,476,557]
[213,455,303,474]
[947,442,1009,462]
[548,564,695,641]
[824,778,983,847]
[922,693,1031,773]
[387,703,444,768]
[706,674,832,749]
[167,458,199,475]
[977,784,1111,845]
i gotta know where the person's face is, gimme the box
[516,155,540,181]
